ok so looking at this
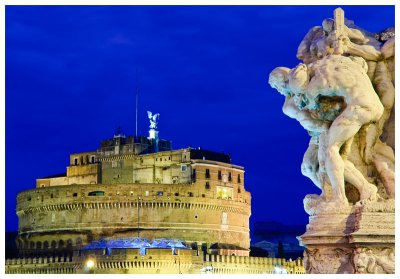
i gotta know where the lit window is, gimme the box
[216,187,233,199]
[88,191,105,197]
[145,191,149,196]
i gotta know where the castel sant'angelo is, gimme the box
[6,111,304,274]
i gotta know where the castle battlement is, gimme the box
[5,253,305,274]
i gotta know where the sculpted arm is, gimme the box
[283,96,329,133]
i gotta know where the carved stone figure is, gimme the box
[269,7,394,274]
[354,247,395,274]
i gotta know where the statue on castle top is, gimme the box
[147,111,160,130]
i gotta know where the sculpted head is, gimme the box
[288,63,310,94]
[354,248,376,274]
[269,67,292,96]
[322,18,335,34]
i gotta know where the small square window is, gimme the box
[181,165,187,172]
[157,191,163,196]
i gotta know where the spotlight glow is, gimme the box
[86,259,95,269]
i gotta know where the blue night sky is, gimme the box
[5,5,394,233]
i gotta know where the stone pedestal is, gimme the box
[298,200,395,274]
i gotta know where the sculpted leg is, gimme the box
[324,114,363,204]
[343,160,377,201]
[325,143,347,203]
[301,141,322,190]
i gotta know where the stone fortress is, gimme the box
[6,111,305,274]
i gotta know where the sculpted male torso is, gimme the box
[289,55,384,205]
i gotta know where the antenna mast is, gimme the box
[135,68,139,137]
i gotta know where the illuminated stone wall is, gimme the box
[16,183,251,257]
[5,251,305,274]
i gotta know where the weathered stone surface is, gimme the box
[269,8,394,274]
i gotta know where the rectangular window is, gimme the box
[205,182,210,189]
[157,191,163,196]
[73,193,78,197]
[112,161,118,168]
[188,192,193,197]
[205,169,210,179]
[192,169,196,182]
[181,165,187,172]
[216,187,233,200]
[228,172,232,182]
[238,174,241,183]
[91,156,95,164]
[218,171,222,180]
[74,158,78,165]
